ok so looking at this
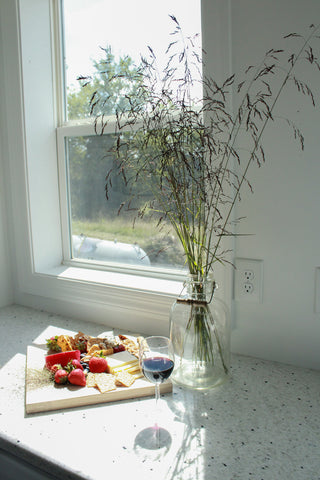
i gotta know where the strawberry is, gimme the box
[68,368,86,386]
[51,363,62,373]
[46,336,61,352]
[71,359,83,370]
[64,359,83,373]
[89,356,108,373]
[75,339,87,353]
[54,369,68,384]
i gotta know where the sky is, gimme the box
[63,0,202,91]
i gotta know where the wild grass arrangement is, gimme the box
[83,17,320,386]
[88,18,319,277]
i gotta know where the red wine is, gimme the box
[142,356,174,383]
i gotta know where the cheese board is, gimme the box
[25,330,172,414]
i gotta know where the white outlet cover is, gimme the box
[234,258,263,303]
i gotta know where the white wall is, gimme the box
[0,9,13,307]
[0,0,319,370]
[227,0,320,369]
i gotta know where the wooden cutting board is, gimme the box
[25,343,172,414]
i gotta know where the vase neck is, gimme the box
[185,274,216,302]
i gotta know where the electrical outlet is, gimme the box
[244,282,254,294]
[234,258,263,303]
[244,270,254,281]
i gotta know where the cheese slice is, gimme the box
[107,351,140,374]
[127,366,141,374]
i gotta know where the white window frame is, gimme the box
[55,2,200,282]
[2,0,232,331]
[56,120,189,281]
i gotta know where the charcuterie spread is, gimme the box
[25,328,172,413]
[44,332,143,392]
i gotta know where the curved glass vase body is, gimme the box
[169,274,230,390]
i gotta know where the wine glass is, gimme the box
[139,336,174,447]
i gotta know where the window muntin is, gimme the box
[59,0,201,273]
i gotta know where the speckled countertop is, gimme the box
[0,305,319,480]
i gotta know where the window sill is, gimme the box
[44,264,184,297]
[17,264,184,334]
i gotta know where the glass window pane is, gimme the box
[66,134,185,269]
[62,0,201,272]
[62,0,202,120]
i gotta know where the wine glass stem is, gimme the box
[154,383,160,447]
[155,382,160,408]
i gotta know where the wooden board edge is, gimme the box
[25,381,172,414]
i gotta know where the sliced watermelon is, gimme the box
[45,350,81,370]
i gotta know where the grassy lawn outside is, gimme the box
[72,217,185,268]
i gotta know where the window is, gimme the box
[2,0,230,329]
[57,0,202,274]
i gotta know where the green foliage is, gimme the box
[74,47,142,119]
[67,48,147,221]
[67,84,96,119]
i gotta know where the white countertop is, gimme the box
[0,305,319,480]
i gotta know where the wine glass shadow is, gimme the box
[134,424,172,453]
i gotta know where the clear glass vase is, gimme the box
[169,274,230,389]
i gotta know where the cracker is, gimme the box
[87,338,109,350]
[95,374,116,393]
[115,371,136,387]
[81,347,114,364]
[80,355,90,363]
[57,335,73,352]
[87,344,100,355]
[74,331,90,342]
[94,348,113,357]
[119,337,139,357]
[86,372,97,388]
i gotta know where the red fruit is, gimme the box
[68,368,86,386]
[45,350,81,370]
[71,359,83,370]
[75,340,87,353]
[89,356,108,373]
[51,363,62,373]
[54,369,68,384]
[113,344,125,353]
